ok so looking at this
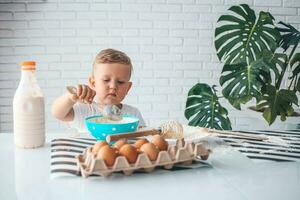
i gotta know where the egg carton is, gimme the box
[76,139,210,178]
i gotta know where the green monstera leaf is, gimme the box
[220,59,270,109]
[185,83,232,130]
[290,53,300,92]
[263,51,288,84]
[256,85,299,125]
[277,21,300,52]
[215,4,280,65]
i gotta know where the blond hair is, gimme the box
[93,48,132,77]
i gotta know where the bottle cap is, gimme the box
[20,61,36,70]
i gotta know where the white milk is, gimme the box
[13,61,45,148]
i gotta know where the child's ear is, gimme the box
[88,75,96,90]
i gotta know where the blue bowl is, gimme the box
[85,115,139,141]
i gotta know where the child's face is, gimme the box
[89,63,132,105]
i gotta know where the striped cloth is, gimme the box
[216,129,300,162]
[50,129,300,177]
[51,137,95,177]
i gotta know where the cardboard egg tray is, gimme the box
[76,139,210,178]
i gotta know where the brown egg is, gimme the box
[113,139,127,150]
[119,144,138,164]
[140,143,159,161]
[112,147,119,155]
[134,139,149,149]
[151,135,168,151]
[96,145,117,167]
[92,141,108,154]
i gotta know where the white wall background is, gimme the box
[0,0,299,133]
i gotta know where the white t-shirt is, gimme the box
[69,103,146,133]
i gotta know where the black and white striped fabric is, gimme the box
[51,137,96,177]
[216,129,300,162]
[50,129,300,177]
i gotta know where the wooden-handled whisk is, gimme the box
[106,121,269,143]
[106,120,184,143]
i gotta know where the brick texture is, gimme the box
[0,0,299,132]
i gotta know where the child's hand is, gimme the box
[68,84,96,104]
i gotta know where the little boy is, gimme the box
[52,48,145,132]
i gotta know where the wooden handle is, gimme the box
[210,129,269,141]
[106,129,160,143]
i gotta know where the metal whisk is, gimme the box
[66,86,122,121]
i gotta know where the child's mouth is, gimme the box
[107,93,116,97]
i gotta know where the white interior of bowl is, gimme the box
[88,116,138,124]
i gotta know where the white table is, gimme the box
[0,133,299,200]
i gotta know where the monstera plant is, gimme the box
[185,4,300,130]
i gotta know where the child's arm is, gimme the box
[51,93,76,121]
[51,85,96,122]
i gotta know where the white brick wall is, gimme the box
[0,0,299,133]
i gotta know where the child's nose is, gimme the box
[109,81,117,89]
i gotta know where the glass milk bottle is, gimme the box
[13,61,45,148]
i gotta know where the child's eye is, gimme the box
[117,81,125,84]
[102,79,109,82]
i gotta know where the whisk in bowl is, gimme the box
[66,85,122,121]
